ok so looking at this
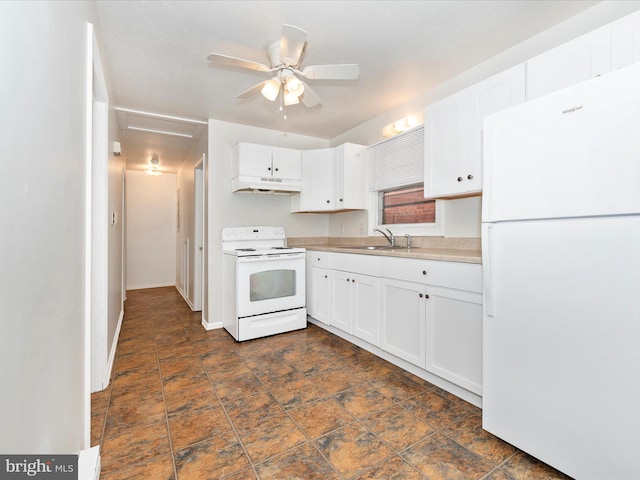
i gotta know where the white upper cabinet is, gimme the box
[526,25,611,100]
[425,63,525,199]
[296,148,334,211]
[233,142,302,181]
[612,9,640,70]
[291,143,366,212]
[271,146,303,180]
[334,143,367,211]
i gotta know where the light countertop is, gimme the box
[301,244,482,264]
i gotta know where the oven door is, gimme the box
[236,253,306,318]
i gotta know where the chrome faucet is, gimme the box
[374,228,394,247]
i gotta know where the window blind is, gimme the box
[369,126,424,191]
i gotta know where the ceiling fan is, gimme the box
[207,24,359,112]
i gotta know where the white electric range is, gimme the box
[221,226,307,341]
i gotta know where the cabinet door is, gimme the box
[335,143,366,210]
[424,90,468,199]
[526,24,611,100]
[466,63,525,194]
[425,286,483,395]
[352,273,380,346]
[298,149,334,211]
[612,9,640,70]
[309,267,331,325]
[331,270,352,333]
[236,142,273,177]
[272,146,302,181]
[380,278,426,368]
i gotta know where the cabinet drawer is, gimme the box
[331,253,381,277]
[380,257,482,293]
[308,251,332,268]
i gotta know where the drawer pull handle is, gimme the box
[352,279,355,283]
[422,270,427,275]
[419,293,424,298]
[425,294,430,299]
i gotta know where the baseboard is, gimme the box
[106,307,124,385]
[78,446,100,480]
[202,318,223,331]
[126,282,175,290]
[176,284,195,310]
[307,317,482,408]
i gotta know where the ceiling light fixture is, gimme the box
[261,69,306,109]
[382,115,419,137]
[283,90,300,106]
[285,75,304,97]
[145,155,162,176]
[261,77,281,102]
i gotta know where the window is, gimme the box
[380,185,436,225]
[368,126,442,236]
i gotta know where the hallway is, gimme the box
[91,287,569,479]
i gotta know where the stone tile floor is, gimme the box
[92,286,571,479]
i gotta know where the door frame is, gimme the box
[193,155,205,311]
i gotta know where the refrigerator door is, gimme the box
[482,216,640,479]
[482,62,640,223]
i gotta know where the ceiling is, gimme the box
[95,0,599,173]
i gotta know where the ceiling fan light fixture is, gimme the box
[283,89,300,106]
[285,75,304,97]
[261,77,281,101]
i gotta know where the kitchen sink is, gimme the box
[336,245,396,250]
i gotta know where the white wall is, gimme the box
[0,0,98,453]
[329,0,640,239]
[107,106,125,373]
[126,171,177,289]
[176,132,208,309]
[205,119,329,327]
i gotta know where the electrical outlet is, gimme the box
[360,223,365,233]
[340,224,345,234]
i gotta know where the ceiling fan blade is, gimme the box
[236,81,267,99]
[280,24,308,66]
[207,52,271,72]
[300,81,321,107]
[301,64,360,80]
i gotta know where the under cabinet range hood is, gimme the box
[231,175,301,194]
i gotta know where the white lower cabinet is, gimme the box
[331,269,380,345]
[306,251,482,399]
[424,286,483,395]
[308,266,330,325]
[380,256,483,395]
[380,278,427,368]
[352,273,381,346]
[330,269,352,332]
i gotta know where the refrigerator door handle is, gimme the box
[482,224,494,317]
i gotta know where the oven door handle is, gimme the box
[236,254,305,263]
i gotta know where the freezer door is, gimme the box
[482,62,640,223]
[482,216,640,479]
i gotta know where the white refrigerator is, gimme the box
[482,62,640,480]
